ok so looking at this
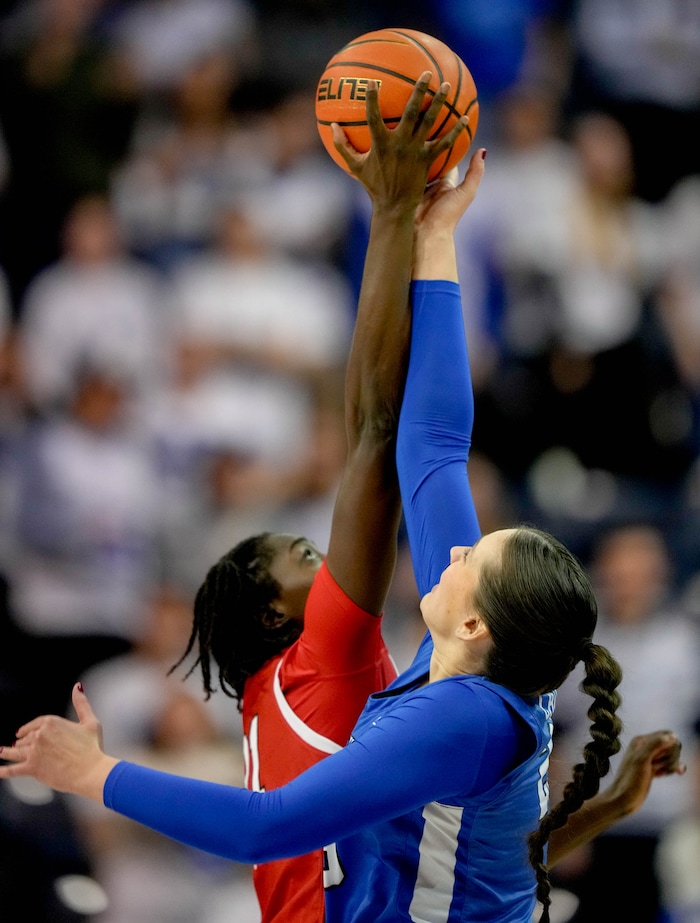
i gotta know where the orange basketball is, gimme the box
[315,28,479,183]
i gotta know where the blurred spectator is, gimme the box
[4,361,162,716]
[453,82,580,389]
[163,198,352,444]
[228,78,356,266]
[565,0,700,202]
[657,174,700,415]
[112,65,354,274]
[654,174,700,583]
[104,0,258,97]
[0,0,141,311]
[18,193,167,413]
[552,522,700,923]
[471,110,696,557]
[110,47,253,271]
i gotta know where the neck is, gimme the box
[429,646,483,683]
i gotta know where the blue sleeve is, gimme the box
[397,280,481,598]
[103,681,519,862]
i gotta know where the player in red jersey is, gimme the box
[167,74,463,923]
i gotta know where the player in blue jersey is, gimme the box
[0,78,687,923]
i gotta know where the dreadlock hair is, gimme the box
[169,533,304,710]
[473,526,623,923]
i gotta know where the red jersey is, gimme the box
[242,561,397,923]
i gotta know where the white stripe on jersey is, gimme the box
[273,661,343,755]
[247,714,261,791]
[408,801,464,922]
[536,693,555,819]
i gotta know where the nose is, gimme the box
[449,546,468,564]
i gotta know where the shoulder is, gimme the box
[302,561,381,646]
[405,677,546,752]
[401,676,516,734]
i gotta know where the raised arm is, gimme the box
[324,75,470,613]
[396,155,486,598]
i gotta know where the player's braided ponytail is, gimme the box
[528,642,623,922]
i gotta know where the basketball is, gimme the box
[315,28,479,183]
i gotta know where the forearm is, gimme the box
[546,788,628,867]
[547,730,686,867]
[413,227,458,282]
[397,281,480,597]
[345,204,415,443]
[325,201,416,610]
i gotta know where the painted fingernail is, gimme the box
[481,149,487,160]
[77,682,84,692]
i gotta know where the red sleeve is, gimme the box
[279,562,397,739]
[295,561,386,674]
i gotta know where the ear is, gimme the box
[455,613,490,644]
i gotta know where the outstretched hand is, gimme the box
[331,71,470,211]
[0,683,118,802]
[606,730,686,818]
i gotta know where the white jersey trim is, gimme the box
[273,661,343,755]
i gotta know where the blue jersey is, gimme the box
[101,281,555,922]
[324,677,554,922]
[325,281,555,921]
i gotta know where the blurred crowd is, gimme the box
[0,2,699,922]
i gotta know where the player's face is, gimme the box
[420,529,514,639]
[267,534,325,624]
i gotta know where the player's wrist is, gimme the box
[413,233,458,281]
[371,200,420,224]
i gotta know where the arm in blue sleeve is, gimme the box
[397,280,481,598]
[104,682,517,862]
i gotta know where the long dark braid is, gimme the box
[169,533,303,710]
[474,527,623,922]
[528,643,623,923]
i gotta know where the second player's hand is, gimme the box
[412,149,486,282]
[415,149,486,237]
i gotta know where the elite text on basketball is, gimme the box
[317,77,382,103]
